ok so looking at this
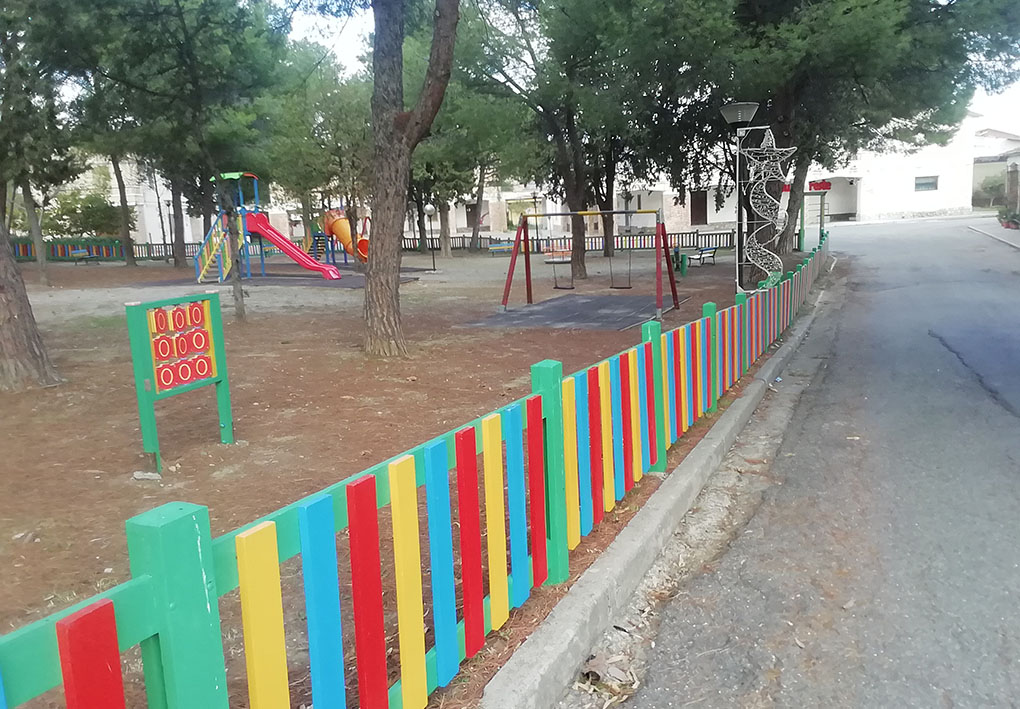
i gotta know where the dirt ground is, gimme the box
[2,247,765,707]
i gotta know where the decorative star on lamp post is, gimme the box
[742,129,796,288]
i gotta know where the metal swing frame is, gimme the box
[500,209,681,319]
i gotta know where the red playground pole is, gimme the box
[661,223,680,310]
[655,217,663,319]
[523,219,533,304]
[500,216,527,310]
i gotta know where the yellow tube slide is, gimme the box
[324,209,369,262]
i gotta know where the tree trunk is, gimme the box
[439,201,452,258]
[3,184,14,235]
[779,151,811,254]
[110,154,136,266]
[469,163,486,251]
[170,179,188,268]
[366,0,460,357]
[20,179,48,287]
[365,143,412,356]
[415,196,428,253]
[202,198,214,237]
[601,212,615,257]
[212,181,246,322]
[0,188,61,391]
[300,193,314,245]
[564,178,587,279]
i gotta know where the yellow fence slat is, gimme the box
[389,455,428,708]
[597,361,615,512]
[482,414,510,629]
[236,521,289,709]
[628,349,643,481]
[562,377,581,549]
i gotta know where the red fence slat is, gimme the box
[55,599,126,709]
[455,427,486,656]
[620,351,635,492]
[524,398,548,588]
[346,476,389,707]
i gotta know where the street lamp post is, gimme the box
[720,102,759,292]
[424,203,437,271]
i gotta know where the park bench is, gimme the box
[488,242,514,256]
[687,247,718,266]
[71,248,99,264]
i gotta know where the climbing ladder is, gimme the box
[194,213,246,283]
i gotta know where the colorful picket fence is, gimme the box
[0,236,829,708]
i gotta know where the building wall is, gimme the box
[855,123,974,220]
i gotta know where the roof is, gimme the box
[975,128,1020,141]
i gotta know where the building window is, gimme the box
[915,176,939,191]
[636,194,642,210]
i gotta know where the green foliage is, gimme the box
[0,1,81,193]
[975,173,1007,207]
[46,188,132,237]
[260,41,374,206]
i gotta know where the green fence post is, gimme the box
[702,302,718,413]
[795,264,804,311]
[531,360,569,584]
[641,321,667,473]
[206,294,234,445]
[126,503,228,709]
[680,253,688,277]
[125,304,163,471]
[735,293,749,375]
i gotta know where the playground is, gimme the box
[1,195,826,708]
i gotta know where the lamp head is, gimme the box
[720,102,759,128]
[424,204,436,216]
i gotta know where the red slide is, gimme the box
[244,212,342,280]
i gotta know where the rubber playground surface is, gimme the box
[470,293,693,331]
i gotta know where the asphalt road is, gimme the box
[631,217,1020,708]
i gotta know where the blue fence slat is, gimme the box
[423,439,459,686]
[609,357,625,502]
[573,372,594,536]
[297,496,346,709]
[503,403,531,608]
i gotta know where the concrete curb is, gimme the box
[479,290,828,709]
[968,225,1020,251]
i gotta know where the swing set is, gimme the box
[500,209,680,319]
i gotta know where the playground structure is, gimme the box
[194,173,342,283]
[322,209,370,263]
[501,210,681,319]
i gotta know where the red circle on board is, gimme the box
[157,366,176,389]
[154,337,173,360]
[194,356,211,378]
[153,309,169,333]
[190,330,208,352]
[172,308,187,331]
[174,335,191,358]
[188,302,205,327]
[177,361,194,383]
